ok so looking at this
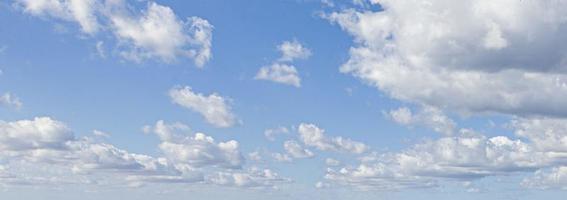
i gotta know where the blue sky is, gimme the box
[1,0,567,199]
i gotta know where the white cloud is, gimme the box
[523,167,567,190]
[0,117,72,151]
[207,168,290,188]
[16,0,213,66]
[16,0,100,34]
[325,158,340,166]
[272,153,292,162]
[511,117,567,152]
[255,63,301,87]
[264,126,289,141]
[255,40,310,87]
[326,0,567,117]
[323,126,567,190]
[283,140,314,159]
[109,3,213,65]
[146,120,244,169]
[169,86,237,128]
[0,93,22,110]
[277,40,311,62]
[298,123,368,154]
[388,106,456,136]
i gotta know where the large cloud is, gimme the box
[169,86,237,128]
[15,0,213,66]
[0,117,289,189]
[327,0,567,117]
[298,123,368,154]
[325,117,567,190]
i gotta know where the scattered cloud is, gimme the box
[0,93,23,110]
[264,126,290,141]
[169,86,237,128]
[277,40,311,62]
[283,140,314,159]
[255,40,310,87]
[298,123,368,154]
[255,63,301,87]
[15,0,213,66]
[388,106,456,136]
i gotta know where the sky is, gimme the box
[1,0,567,199]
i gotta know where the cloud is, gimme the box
[0,93,23,110]
[277,40,311,62]
[325,158,340,166]
[15,0,100,34]
[255,40,310,87]
[283,140,314,159]
[326,0,567,117]
[169,86,237,128]
[146,120,244,169]
[108,2,212,65]
[388,106,456,136]
[0,117,72,151]
[298,123,368,154]
[272,153,292,162]
[255,63,301,87]
[523,167,567,190]
[264,126,289,141]
[206,168,290,188]
[15,0,213,66]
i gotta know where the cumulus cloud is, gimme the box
[326,0,567,117]
[523,167,567,190]
[109,3,213,65]
[283,140,314,159]
[255,63,301,87]
[169,86,237,128]
[0,93,23,110]
[15,0,213,66]
[206,168,290,188]
[325,158,340,166]
[145,120,244,169]
[298,123,368,154]
[255,40,310,87]
[388,106,456,136]
[0,117,184,185]
[264,126,289,141]
[277,40,311,62]
[324,121,567,190]
[15,0,100,34]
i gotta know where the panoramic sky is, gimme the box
[1,0,567,199]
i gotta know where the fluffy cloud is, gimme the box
[109,3,213,65]
[324,120,567,190]
[277,40,311,62]
[207,168,290,188]
[255,40,310,87]
[169,86,237,128]
[255,63,301,87]
[264,126,289,141]
[0,117,72,151]
[325,158,340,166]
[15,0,213,66]
[388,106,456,136]
[298,123,368,154]
[283,140,314,159]
[327,0,567,117]
[0,117,184,185]
[0,117,294,189]
[0,93,23,110]
[146,120,244,169]
[523,167,567,190]
[16,0,100,34]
